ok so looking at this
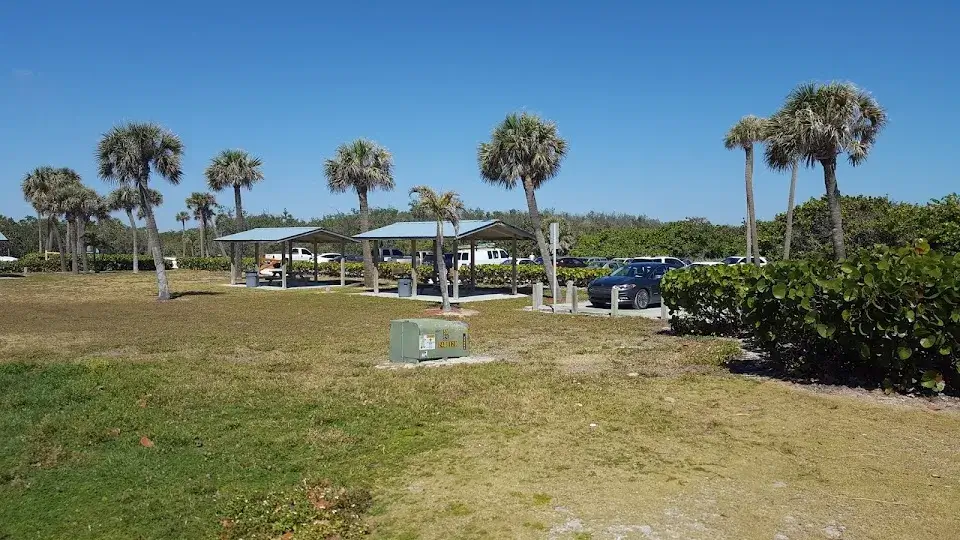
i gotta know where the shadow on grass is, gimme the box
[170,291,225,299]
[0,273,26,279]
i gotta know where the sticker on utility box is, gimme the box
[419,334,436,350]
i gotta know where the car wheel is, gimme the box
[633,289,650,309]
[590,300,609,308]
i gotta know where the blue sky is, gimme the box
[1,1,956,230]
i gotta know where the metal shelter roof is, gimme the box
[0,232,7,241]
[353,220,535,241]
[214,227,358,244]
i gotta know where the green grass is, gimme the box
[1,271,958,539]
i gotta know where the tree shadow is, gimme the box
[170,291,225,299]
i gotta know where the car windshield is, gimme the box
[611,264,654,278]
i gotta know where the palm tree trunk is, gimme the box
[37,209,43,254]
[67,218,79,274]
[126,209,139,273]
[78,221,89,272]
[522,178,556,292]
[211,218,227,257]
[745,209,752,261]
[358,187,374,287]
[234,185,244,278]
[51,217,67,272]
[744,146,760,265]
[436,226,451,312]
[783,160,799,260]
[198,219,206,257]
[821,157,846,260]
[181,222,187,258]
[137,182,172,300]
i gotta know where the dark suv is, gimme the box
[586,263,669,309]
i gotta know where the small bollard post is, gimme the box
[566,280,574,304]
[571,283,579,314]
[373,265,380,294]
[532,282,543,310]
[661,301,668,320]
[610,286,619,318]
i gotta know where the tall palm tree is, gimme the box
[724,115,767,265]
[21,166,58,255]
[324,139,394,287]
[175,211,190,257]
[765,82,887,260]
[57,178,90,274]
[186,192,217,257]
[76,189,108,272]
[135,189,164,255]
[409,186,464,313]
[478,112,567,290]
[22,167,71,271]
[107,186,143,272]
[97,122,183,300]
[763,113,803,260]
[206,149,264,275]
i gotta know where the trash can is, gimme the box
[397,277,413,297]
[245,271,259,288]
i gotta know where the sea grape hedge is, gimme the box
[661,241,960,393]
[4,253,169,273]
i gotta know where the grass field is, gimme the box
[1,271,957,539]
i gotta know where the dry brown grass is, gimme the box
[0,271,957,539]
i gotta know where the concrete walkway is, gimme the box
[523,303,666,320]
[361,291,526,303]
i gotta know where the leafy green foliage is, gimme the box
[663,242,960,392]
[11,252,169,272]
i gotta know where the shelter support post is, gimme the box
[470,240,476,292]
[511,237,518,295]
[281,242,288,289]
[253,243,260,271]
[313,241,318,282]
[229,244,236,286]
[288,241,294,282]
[410,238,418,297]
[340,241,346,286]
[452,263,459,301]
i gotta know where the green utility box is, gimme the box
[389,319,469,363]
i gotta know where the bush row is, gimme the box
[661,241,960,393]
[175,257,613,286]
[6,253,168,272]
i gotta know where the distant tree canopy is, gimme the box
[2,193,958,260]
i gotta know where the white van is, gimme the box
[453,247,510,267]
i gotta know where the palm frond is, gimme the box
[478,112,567,190]
[723,115,768,150]
[205,149,264,191]
[97,122,183,186]
[324,139,394,194]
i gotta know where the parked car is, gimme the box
[451,247,511,267]
[500,258,535,265]
[379,248,404,261]
[587,263,670,309]
[264,247,316,262]
[333,254,364,263]
[556,256,588,268]
[0,256,18,263]
[588,260,622,270]
[689,261,723,267]
[629,256,687,269]
[723,256,768,265]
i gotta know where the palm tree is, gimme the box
[97,122,183,300]
[765,82,887,260]
[478,112,567,291]
[206,149,264,276]
[76,189,108,272]
[763,113,802,260]
[21,166,58,255]
[175,211,190,257]
[724,115,767,265]
[186,192,217,257]
[324,139,394,287]
[107,186,143,272]
[22,167,70,271]
[409,186,464,312]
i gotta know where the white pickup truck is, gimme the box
[264,248,339,262]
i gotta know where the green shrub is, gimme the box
[662,241,960,393]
